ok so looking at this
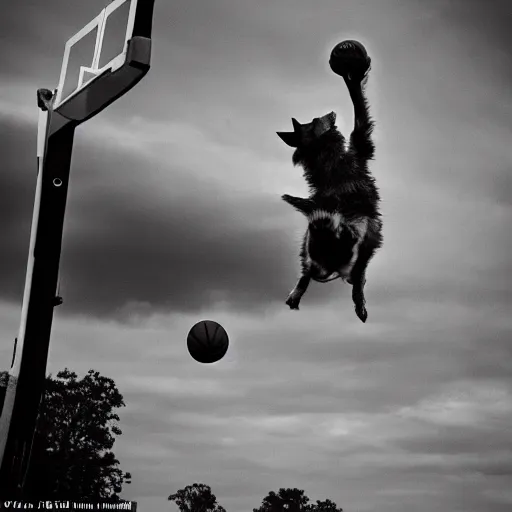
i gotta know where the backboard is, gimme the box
[54,0,138,109]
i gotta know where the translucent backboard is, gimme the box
[54,0,138,109]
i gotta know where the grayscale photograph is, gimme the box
[0,1,510,511]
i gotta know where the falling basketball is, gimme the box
[329,40,371,79]
[187,320,229,364]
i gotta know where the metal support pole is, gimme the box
[0,92,77,498]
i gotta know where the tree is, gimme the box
[253,488,310,512]
[18,368,132,500]
[308,499,343,512]
[253,488,343,512]
[168,483,226,512]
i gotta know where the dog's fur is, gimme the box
[277,68,382,323]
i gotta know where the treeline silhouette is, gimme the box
[1,369,343,510]
[169,483,343,512]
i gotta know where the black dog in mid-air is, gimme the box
[277,43,382,323]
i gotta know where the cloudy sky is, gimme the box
[1,0,512,510]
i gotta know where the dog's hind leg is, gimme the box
[286,273,311,310]
[349,224,381,322]
[349,246,374,323]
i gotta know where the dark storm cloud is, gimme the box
[0,118,36,304]
[0,116,296,319]
[61,193,291,318]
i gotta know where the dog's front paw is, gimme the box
[355,303,368,323]
[286,292,301,310]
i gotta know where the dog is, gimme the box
[277,64,382,323]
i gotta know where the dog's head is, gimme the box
[277,112,337,148]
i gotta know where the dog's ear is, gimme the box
[277,118,304,148]
[282,194,316,216]
[277,131,299,147]
[292,118,302,132]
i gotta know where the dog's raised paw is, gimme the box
[355,304,368,323]
[286,295,300,310]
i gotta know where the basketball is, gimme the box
[329,40,371,79]
[187,320,229,364]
